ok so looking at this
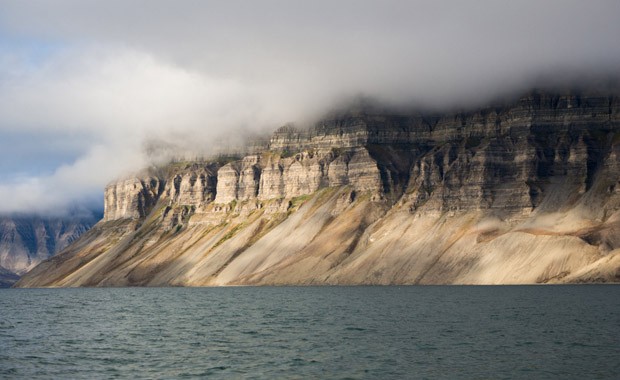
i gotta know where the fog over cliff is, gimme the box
[0,0,619,214]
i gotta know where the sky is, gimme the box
[0,0,619,215]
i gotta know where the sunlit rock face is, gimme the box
[166,165,218,207]
[103,177,163,221]
[103,92,620,221]
[17,91,620,287]
[214,156,261,204]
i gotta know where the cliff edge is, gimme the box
[16,91,620,286]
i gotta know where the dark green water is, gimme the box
[0,286,618,379]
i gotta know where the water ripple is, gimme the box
[0,285,618,379]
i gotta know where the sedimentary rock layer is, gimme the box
[16,91,620,287]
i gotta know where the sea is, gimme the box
[0,285,618,379]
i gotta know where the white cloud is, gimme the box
[0,46,340,213]
[0,0,619,214]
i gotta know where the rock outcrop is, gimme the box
[16,90,620,287]
[103,177,164,221]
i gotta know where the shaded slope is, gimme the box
[0,214,99,278]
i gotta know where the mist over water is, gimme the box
[1,286,619,379]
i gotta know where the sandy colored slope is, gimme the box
[15,186,620,287]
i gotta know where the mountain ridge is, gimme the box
[16,90,620,287]
[0,213,99,286]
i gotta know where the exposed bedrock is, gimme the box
[16,91,620,287]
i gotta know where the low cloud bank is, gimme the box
[0,0,618,214]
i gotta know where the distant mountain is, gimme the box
[0,265,20,287]
[0,213,100,286]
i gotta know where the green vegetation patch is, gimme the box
[288,194,313,209]
[212,223,245,249]
[280,148,297,158]
[229,199,238,213]
[213,155,243,166]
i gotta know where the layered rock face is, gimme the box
[0,214,98,284]
[16,91,620,287]
[103,177,164,221]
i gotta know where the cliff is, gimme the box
[16,91,620,287]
